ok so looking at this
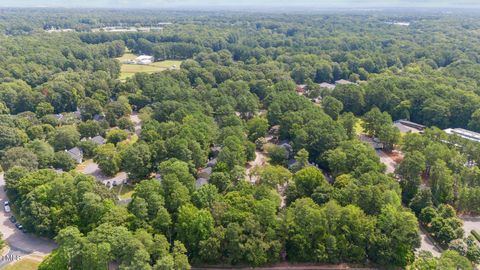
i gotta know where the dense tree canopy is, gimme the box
[0,8,479,269]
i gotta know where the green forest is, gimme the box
[1,7,480,270]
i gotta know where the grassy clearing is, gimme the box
[115,53,182,81]
[3,258,41,270]
[355,118,365,135]
[112,184,135,200]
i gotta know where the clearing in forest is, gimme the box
[115,52,182,81]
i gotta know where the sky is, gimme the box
[1,0,479,9]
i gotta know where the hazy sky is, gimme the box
[1,0,479,9]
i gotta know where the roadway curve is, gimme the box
[0,173,57,268]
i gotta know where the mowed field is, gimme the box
[3,257,42,270]
[116,53,182,80]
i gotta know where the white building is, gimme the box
[135,55,154,65]
[444,128,480,143]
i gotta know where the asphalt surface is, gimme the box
[461,215,480,238]
[0,173,57,268]
[375,150,397,174]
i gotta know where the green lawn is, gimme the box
[115,53,182,81]
[355,118,365,135]
[3,258,41,270]
[112,184,135,200]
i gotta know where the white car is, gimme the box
[4,201,10,213]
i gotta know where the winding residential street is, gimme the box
[130,112,142,136]
[417,226,442,257]
[375,150,397,174]
[245,150,268,183]
[0,173,57,268]
[358,135,442,257]
[461,215,480,239]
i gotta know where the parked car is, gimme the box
[9,216,16,223]
[15,223,26,232]
[4,201,10,213]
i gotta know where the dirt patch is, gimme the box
[386,150,404,164]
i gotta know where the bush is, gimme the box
[471,230,480,243]
[52,151,77,171]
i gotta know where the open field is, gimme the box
[115,53,182,80]
[3,257,41,270]
[355,118,365,135]
[112,184,135,200]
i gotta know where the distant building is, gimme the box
[122,55,155,65]
[296,84,307,94]
[319,82,335,90]
[207,158,218,167]
[394,120,425,134]
[444,128,480,143]
[198,167,213,179]
[335,79,354,85]
[196,178,208,189]
[135,55,154,65]
[279,141,294,158]
[45,27,74,33]
[90,135,106,145]
[67,147,83,163]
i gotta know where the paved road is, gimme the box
[0,173,57,268]
[375,150,397,174]
[245,150,267,184]
[461,215,480,238]
[130,112,142,136]
[358,134,442,257]
[417,226,442,257]
[80,161,127,187]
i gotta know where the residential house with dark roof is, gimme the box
[67,147,83,163]
[90,135,106,145]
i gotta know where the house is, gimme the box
[335,79,354,85]
[319,82,335,90]
[398,120,425,131]
[135,55,154,65]
[279,141,294,158]
[196,178,208,189]
[394,120,425,134]
[444,128,480,143]
[207,158,218,168]
[67,147,83,163]
[296,84,307,94]
[90,135,106,145]
[197,167,213,179]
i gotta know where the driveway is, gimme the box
[0,173,57,267]
[130,112,142,136]
[78,160,127,188]
[416,226,442,257]
[375,150,397,174]
[245,150,267,184]
[461,215,480,238]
